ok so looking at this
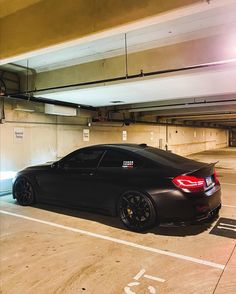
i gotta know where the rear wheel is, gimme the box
[13,177,35,206]
[118,191,156,232]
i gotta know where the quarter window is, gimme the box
[99,150,139,168]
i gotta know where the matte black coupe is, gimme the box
[13,144,221,231]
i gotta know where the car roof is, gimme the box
[86,144,205,171]
[86,143,148,152]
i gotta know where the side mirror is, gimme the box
[51,161,59,169]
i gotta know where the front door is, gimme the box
[38,148,105,208]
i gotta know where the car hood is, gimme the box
[23,161,55,171]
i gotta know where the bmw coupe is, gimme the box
[13,144,221,231]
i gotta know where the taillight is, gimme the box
[214,169,220,185]
[172,175,205,192]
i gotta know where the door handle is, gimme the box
[80,172,94,176]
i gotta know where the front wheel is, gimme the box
[13,177,35,206]
[118,191,157,232]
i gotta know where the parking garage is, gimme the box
[0,1,236,293]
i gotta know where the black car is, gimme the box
[13,144,221,231]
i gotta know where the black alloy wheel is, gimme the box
[119,191,156,231]
[13,177,35,206]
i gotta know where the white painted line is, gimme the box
[0,209,225,270]
[127,282,139,287]
[219,223,236,228]
[217,226,236,232]
[221,182,236,186]
[125,282,139,294]
[222,204,236,209]
[133,269,146,280]
[148,286,156,294]
[144,274,166,283]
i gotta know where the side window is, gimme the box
[64,149,104,168]
[99,150,140,168]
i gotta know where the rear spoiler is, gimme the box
[185,161,218,177]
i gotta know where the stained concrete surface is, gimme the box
[0,148,235,293]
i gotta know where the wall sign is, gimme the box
[122,130,127,141]
[83,129,90,142]
[150,132,154,141]
[14,128,24,143]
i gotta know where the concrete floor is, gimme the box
[0,148,235,294]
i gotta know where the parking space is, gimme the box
[0,148,235,293]
[1,2,236,293]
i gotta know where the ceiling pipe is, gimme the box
[3,94,97,111]
[9,63,37,76]
[9,62,37,93]
[16,59,236,95]
[104,118,228,129]
[128,99,236,112]
[168,114,236,120]
[141,110,236,120]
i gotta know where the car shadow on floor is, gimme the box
[3,195,214,237]
[28,202,214,237]
[149,222,213,236]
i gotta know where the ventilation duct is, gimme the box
[45,104,77,116]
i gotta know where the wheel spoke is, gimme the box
[120,193,152,230]
[14,178,34,205]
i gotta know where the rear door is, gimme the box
[95,149,143,211]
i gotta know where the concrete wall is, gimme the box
[0,100,228,193]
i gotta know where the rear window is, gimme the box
[137,147,196,167]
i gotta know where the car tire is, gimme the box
[13,176,35,206]
[118,191,157,232]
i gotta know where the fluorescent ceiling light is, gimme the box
[13,108,35,112]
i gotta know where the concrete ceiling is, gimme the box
[1,0,236,127]
[10,1,236,72]
[0,0,42,18]
[35,62,236,107]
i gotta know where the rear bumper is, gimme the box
[193,203,221,222]
[151,184,221,226]
[160,203,221,227]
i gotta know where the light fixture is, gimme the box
[14,108,35,112]
[87,118,92,127]
[110,100,124,104]
[0,88,5,96]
